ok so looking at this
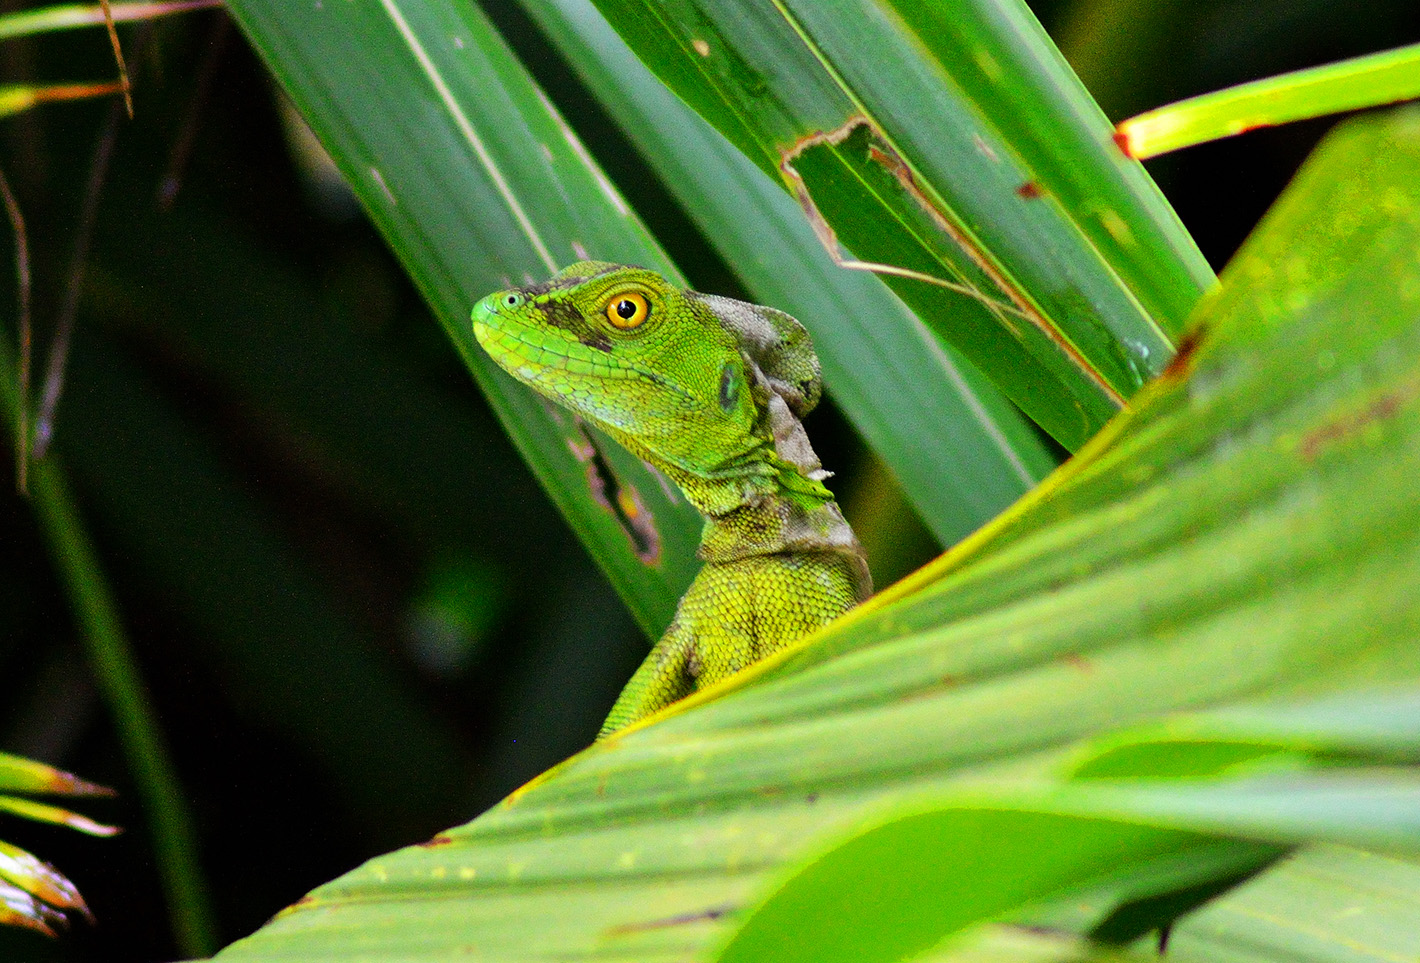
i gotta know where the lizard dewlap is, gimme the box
[473,262,870,737]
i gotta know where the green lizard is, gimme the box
[473,262,871,738]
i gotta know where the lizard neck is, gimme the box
[606,375,869,591]
[694,486,872,603]
[696,488,857,559]
[654,460,869,599]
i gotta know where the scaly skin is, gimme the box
[472,262,870,737]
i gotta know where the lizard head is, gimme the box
[473,261,829,504]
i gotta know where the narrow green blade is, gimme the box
[0,753,110,797]
[1120,40,1420,159]
[223,0,703,635]
[516,0,1057,543]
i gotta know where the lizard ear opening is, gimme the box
[717,362,741,414]
[689,293,822,417]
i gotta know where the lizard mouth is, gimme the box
[474,311,629,378]
[472,302,696,414]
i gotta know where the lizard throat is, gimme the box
[697,491,865,581]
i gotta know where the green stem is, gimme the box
[1,341,217,955]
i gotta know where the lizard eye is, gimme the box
[502,293,524,308]
[606,291,649,329]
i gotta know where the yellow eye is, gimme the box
[605,291,649,329]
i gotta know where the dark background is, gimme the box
[2,1,1418,959]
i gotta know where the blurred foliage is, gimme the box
[0,1,1415,962]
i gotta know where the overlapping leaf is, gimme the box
[1165,844,1420,962]
[715,692,1420,962]
[1119,39,1420,158]
[589,0,1214,449]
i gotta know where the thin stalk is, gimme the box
[97,0,135,118]
[0,166,29,494]
[157,11,229,209]
[25,459,218,957]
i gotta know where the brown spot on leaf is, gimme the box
[866,140,1123,405]
[1112,129,1134,157]
[43,770,115,797]
[1061,652,1094,674]
[778,119,1018,309]
[273,893,319,921]
[1160,323,1208,381]
[1300,390,1410,461]
[1016,180,1043,199]
[778,116,869,259]
[606,904,735,935]
[901,673,963,703]
[568,422,662,565]
[419,834,454,848]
